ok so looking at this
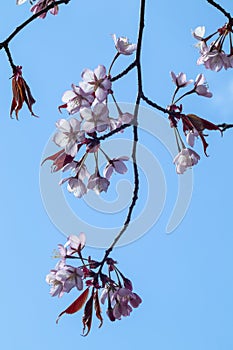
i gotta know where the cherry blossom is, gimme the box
[87,172,110,194]
[79,65,111,102]
[112,34,137,55]
[173,148,200,174]
[53,118,85,157]
[59,84,94,115]
[46,269,64,297]
[193,73,212,97]
[103,156,129,179]
[46,265,83,297]
[81,103,110,133]
[193,25,233,71]
[65,233,86,252]
[56,265,83,293]
[186,129,199,147]
[170,71,193,88]
[102,287,142,321]
[192,26,205,41]
[119,112,134,124]
[60,177,87,198]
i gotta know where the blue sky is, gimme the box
[1,1,233,349]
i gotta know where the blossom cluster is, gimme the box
[46,233,142,335]
[168,71,221,174]
[42,34,137,197]
[193,24,233,71]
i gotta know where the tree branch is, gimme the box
[218,123,233,132]
[0,0,71,47]
[206,0,232,20]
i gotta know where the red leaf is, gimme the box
[182,114,222,156]
[41,149,65,166]
[94,290,103,329]
[41,150,74,172]
[58,103,68,113]
[82,289,94,336]
[185,114,222,133]
[56,288,89,324]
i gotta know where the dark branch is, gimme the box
[218,123,233,132]
[141,93,167,113]
[111,61,136,82]
[2,44,16,71]
[108,0,146,251]
[0,0,71,47]
[206,0,232,20]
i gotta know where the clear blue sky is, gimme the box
[1,1,233,349]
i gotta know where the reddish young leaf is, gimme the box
[94,290,103,328]
[82,289,94,336]
[185,114,222,133]
[10,66,37,120]
[41,149,65,166]
[41,150,74,172]
[56,288,89,324]
[182,113,222,156]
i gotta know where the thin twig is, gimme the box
[111,61,137,82]
[206,0,232,20]
[0,0,70,47]
[218,123,233,132]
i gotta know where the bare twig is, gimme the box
[206,0,232,20]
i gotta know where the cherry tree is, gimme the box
[2,0,233,337]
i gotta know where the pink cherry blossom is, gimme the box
[111,288,142,320]
[30,0,59,18]
[186,129,199,147]
[46,270,64,297]
[65,233,86,252]
[60,177,87,198]
[81,103,110,133]
[119,112,134,124]
[103,156,129,179]
[53,118,85,157]
[192,26,205,41]
[87,172,110,195]
[56,265,83,293]
[195,38,232,72]
[59,84,94,115]
[170,71,193,88]
[79,65,111,102]
[173,148,200,174]
[112,34,137,55]
[194,74,212,97]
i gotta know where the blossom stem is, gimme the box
[173,89,194,104]
[171,86,179,104]
[111,92,123,115]
[108,52,120,76]
[99,148,111,162]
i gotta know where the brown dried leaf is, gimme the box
[94,290,103,329]
[82,289,94,336]
[56,288,89,324]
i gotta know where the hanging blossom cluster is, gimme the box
[167,71,222,174]
[46,233,142,335]
[17,0,59,18]
[42,36,137,197]
[192,23,233,71]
